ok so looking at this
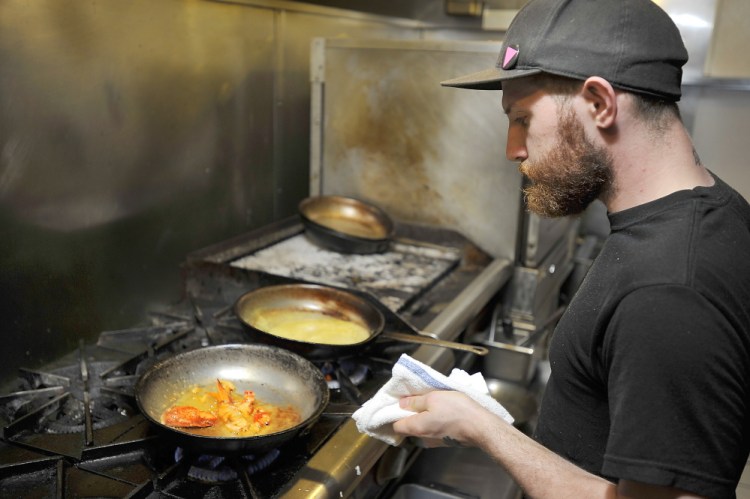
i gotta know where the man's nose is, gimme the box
[505,130,527,162]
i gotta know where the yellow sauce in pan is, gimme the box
[251,309,372,345]
[311,215,387,239]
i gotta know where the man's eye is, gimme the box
[514,116,529,126]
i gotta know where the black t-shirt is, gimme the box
[535,174,750,498]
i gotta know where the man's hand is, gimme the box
[393,390,488,448]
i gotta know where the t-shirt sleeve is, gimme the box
[600,284,748,497]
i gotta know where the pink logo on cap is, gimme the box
[502,45,519,70]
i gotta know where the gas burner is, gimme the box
[175,447,281,483]
[1,353,134,437]
[320,359,370,390]
[0,343,162,461]
[317,359,373,406]
[42,363,133,435]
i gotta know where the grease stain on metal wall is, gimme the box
[318,41,523,258]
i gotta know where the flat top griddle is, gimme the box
[230,234,461,313]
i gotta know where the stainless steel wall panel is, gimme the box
[0,0,515,386]
[0,0,282,383]
[312,38,523,260]
[274,10,419,218]
[0,0,277,231]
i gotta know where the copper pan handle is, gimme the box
[380,331,489,356]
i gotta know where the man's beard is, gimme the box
[519,108,613,218]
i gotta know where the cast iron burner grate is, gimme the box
[0,345,136,443]
[96,298,247,378]
[0,343,161,463]
[31,361,133,435]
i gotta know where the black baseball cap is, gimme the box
[441,0,689,101]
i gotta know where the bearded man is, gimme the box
[391,1,750,498]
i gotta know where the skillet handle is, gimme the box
[381,332,489,356]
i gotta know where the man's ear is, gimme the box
[581,77,617,129]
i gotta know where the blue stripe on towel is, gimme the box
[398,355,452,391]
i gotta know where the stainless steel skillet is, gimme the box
[135,343,329,454]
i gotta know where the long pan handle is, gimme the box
[381,331,489,356]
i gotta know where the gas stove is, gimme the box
[0,217,511,498]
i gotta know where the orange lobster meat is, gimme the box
[161,405,218,428]
[160,379,300,436]
[208,379,235,404]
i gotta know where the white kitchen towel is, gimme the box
[352,353,514,446]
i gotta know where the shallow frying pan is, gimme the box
[135,344,329,454]
[234,283,488,361]
[298,195,395,254]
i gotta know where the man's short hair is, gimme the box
[533,73,682,132]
